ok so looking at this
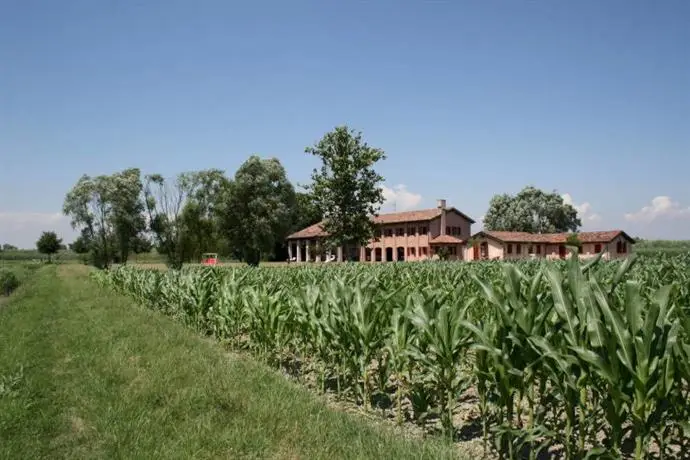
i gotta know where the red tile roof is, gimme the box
[287,222,326,240]
[474,230,634,244]
[287,207,475,240]
[430,234,465,244]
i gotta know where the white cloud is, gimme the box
[381,184,422,212]
[562,193,601,223]
[0,212,77,249]
[624,196,690,223]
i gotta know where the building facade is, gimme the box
[467,230,635,261]
[286,199,476,262]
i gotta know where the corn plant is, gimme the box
[95,252,690,459]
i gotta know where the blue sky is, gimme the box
[1,0,688,248]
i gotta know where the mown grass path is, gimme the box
[0,265,460,459]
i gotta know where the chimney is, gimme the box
[438,199,447,235]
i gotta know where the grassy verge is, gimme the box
[0,265,460,459]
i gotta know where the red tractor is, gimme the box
[201,252,218,266]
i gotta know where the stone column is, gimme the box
[337,246,343,262]
[296,240,302,262]
[288,242,293,261]
[360,246,366,262]
[381,228,386,262]
[315,240,321,262]
[306,240,311,262]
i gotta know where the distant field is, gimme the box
[635,239,690,255]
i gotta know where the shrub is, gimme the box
[0,269,20,296]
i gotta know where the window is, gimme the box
[618,241,627,253]
[528,245,534,254]
[507,244,513,254]
[408,247,416,256]
[420,226,427,235]
[516,244,521,254]
[384,228,393,237]
[446,226,451,235]
[421,247,428,255]
[396,227,404,236]
[449,246,457,255]
[595,244,602,253]
[536,245,541,255]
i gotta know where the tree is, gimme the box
[69,234,91,254]
[483,186,581,234]
[36,231,62,262]
[219,156,295,266]
[69,229,93,264]
[270,190,323,262]
[1,244,18,251]
[179,169,231,262]
[143,172,197,269]
[110,168,147,264]
[293,190,322,232]
[305,126,386,250]
[144,170,227,269]
[63,174,117,269]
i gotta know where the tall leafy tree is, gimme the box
[219,156,295,266]
[110,168,147,264]
[143,172,197,269]
[63,174,116,268]
[305,126,386,249]
[179,169,231,261]
[483,186,581,233]
[36,231,62,262]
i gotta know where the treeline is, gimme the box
[61,126,383,269]
[62,160,320,269]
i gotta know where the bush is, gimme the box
[0,269,20,296]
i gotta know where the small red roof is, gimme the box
[474,230,634,244]
[430,234,465,244]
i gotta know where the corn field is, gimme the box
[92,253,690,459]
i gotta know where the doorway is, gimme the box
[397,247,405,261]
[385,247,393,262]
[559,245,567,259]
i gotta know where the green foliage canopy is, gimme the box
[305,126,386,249]
[36,231,63,262]
[483,185,582,233]
[219,156,295,266]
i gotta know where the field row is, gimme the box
[94,254,690,459]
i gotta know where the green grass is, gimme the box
[0,265,461,460]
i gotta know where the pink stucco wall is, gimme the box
[465,237,633,262]
[359,209,472,262]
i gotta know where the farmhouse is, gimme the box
[287,199,475,262]
[468,230,635,261]
[287,200,635,263]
